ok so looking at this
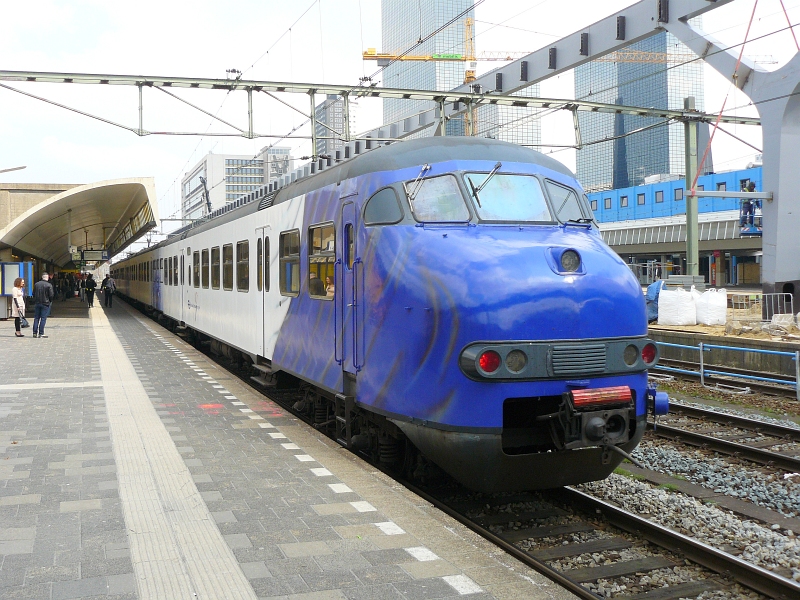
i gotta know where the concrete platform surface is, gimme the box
[0,296,575,600]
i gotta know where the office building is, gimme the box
[314,95,358,157]
[381,0,540,144]
[575,29,711,192]
[181,147,293,221]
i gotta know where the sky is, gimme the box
[1,0,798,235]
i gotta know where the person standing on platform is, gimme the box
[11,277,26,337]
[103,274,116,307]
[32,273,54,338]
[84,274,97,308]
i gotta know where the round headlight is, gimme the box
[623,344,639,366]
[505,350,528,373]
[560,249,581,272]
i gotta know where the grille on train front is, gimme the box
[551,343,606,376]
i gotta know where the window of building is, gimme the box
[620,195,628,207]
[202,249,210,289]
[223,244,233,290]
[675,188,683,201]
[236,240,249,292]
[590,199,598,211]
[655,190,664,203]
[257,238,263,292]
[193,252,200,287]
[308,223,335,299]
[637,193,645,205]
[279,230,300,296]
[211,247,220,289]
[264,237,270,292]
[364,187,403,225]
[604,197,611,209]
[717,182,727,191]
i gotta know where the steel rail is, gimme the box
[551,487,800,600]
[648,422,800,472]
[668,402,800,442]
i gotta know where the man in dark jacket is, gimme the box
[32,273,55,338]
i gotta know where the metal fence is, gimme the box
[731,292,795,325]
[654,341,800,400]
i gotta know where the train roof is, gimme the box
[120,137,577,261]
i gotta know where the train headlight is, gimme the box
[560,250,581,272]
[505,350,527,373]
[479,350,501,373]
[641,343,658,366]
[623,344,639,366]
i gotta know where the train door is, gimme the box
[340,200,361,375]
[179,249,186,323]
[256,226,269,358]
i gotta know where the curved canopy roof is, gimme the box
[0,177,158,267]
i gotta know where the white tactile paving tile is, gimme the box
[374,522,405,535]
[443,574,483,595]
[405,547,439,562]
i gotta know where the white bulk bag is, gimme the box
[695,288,728,326]
[657,288,697,326]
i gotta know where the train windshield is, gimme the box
[545,180,590,223]
[464,173,552,222]
[404,174,470,222]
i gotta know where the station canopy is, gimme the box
[0,177,158,268]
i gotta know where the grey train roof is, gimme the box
[124,137,577,257]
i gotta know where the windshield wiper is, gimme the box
[469,162,502,207]
[563,218,594,229]
[407,164,431,201]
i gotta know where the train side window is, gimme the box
[193,252,200,287]
[364,188,403,225]
[345,224,354,270]
[173,255,178,285]
[168,257,173,286]
[222,244,233,290]
[264,237,270,292]
[620,195,628,207]
[545,180,588,223]
[211,247,220,289]
[637,193,645,205]
[675,188,683,201]
[405,174,469,222]
[257,238,263,292]
[279,230,300,296]
[236,240,249,292]
[202,249,210,289]
[308,223,335,300]
[655,191,664,203]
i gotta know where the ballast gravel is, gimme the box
[632,439,800,518]
[578,474,800,581]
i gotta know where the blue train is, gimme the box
[113,137,667,492]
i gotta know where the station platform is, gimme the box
[0,297,572,600]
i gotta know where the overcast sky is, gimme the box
[1,0,797,229]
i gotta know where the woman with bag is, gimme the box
[11,277,27,337]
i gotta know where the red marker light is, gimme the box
[479,350,501,373]
[641,343,657,365]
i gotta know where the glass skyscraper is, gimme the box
[381,0,540,146]
[575,29,710,192]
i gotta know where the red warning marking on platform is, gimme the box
[249,400,286,416]
[198,403,225,416]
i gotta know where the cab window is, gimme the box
[364,187,403,225]
[404,174,469,222]
[464,173,551,222]
[546,180,590,223]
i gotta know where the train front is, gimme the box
[357,148,667,492]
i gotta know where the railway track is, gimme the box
[413,483,800,600]
[647,403,800,472]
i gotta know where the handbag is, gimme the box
[14,298,29,328]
